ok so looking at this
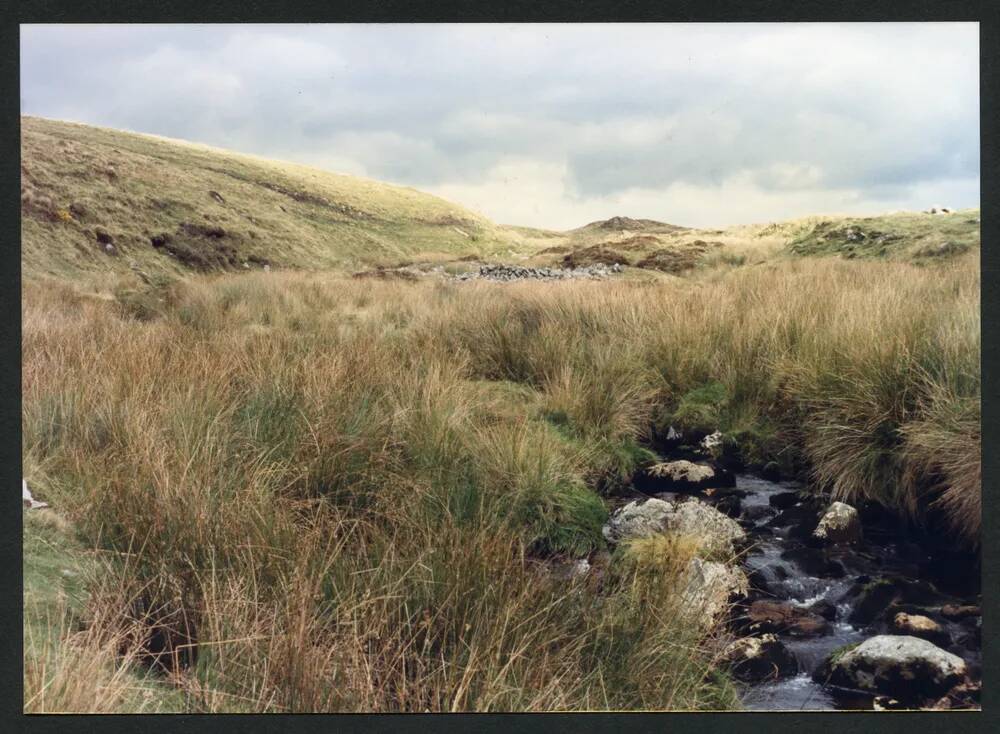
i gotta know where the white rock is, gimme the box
[822,635,967,701]
[647,459,715,484]
[22,479,49,510]
[602,498,674,544]
[813,501,862,545]
[679,557,748,627]
[603,497,746,556]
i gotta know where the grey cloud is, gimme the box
[20,23,979,227]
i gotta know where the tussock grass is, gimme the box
[22,248,979,711]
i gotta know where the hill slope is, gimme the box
[20,117,522,280]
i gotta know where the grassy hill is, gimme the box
[21,116,529,280]
[507,210,980,276]
[22,116,980,283]
[21,117,981,713]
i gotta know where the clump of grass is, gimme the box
[667,381,730,437]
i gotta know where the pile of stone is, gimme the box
[452,262,622,282]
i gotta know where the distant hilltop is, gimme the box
[578,216,689,233]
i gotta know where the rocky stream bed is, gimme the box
[598,438,982,711]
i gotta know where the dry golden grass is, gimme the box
[21,116,530,280]
[22,246,979,712]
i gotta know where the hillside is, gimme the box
[20,116,526,280]
[506,209,980,277]
[22,117,980,285]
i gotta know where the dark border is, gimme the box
[2,2,997,733]
[5,1,995,23]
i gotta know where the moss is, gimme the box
[829,641,861,664]
[670,381,729,435]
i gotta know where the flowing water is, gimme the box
[653,474,981,710]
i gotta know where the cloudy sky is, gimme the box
[21,23,979,229]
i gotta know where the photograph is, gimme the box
[19,21,982,713]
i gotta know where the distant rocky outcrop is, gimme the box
[453,263,622,282]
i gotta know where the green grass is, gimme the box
[787,211,981,261]
[23,508,187,712]
[21,116,532,281]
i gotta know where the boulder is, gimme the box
[747,599,831,638]
[768,503,819,531]
[940,604,980,621]
[668,500,747,556]
[602,498,674,544]
[893,613,950,646]
[816,635,967,702]
[602,497,746,557]
[680,557,748,626]
[813,501,862,545]
[637,459,735,492]
[720,633,797,682]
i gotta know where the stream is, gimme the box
[651,473,982,711]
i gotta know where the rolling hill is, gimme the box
[22,117,980,284]
[20,116,528,280]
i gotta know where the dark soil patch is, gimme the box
[635,246,704,273]
[604,234,662,251]
[155,222,245,271]
[562,245,632,269]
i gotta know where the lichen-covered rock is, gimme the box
[650,459,715,483]
[813,501,862,545]
[720,633,797,682]
[602,498,674,544]
[668,499,747,557]
[602,497,746,557]
[679,557,748,626]
[637,459,735,492]
[816,635,967,702]
[893,613,950,646]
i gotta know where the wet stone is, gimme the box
[769,491,801,510]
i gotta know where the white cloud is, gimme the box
[20,23,979,229]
